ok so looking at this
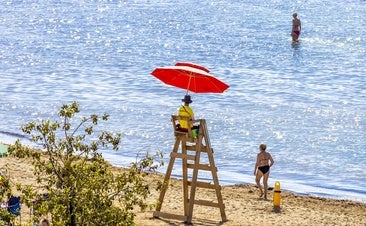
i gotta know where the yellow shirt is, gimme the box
[178,105,194,129]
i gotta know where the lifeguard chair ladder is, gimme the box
[153,115,227,224]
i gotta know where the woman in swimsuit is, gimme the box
[254,143,274,200]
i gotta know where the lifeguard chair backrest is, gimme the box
[171,115,193,138]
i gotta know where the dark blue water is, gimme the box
[1,0,365,202]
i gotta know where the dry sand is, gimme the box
[1,155,365,226]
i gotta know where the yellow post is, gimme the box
[273,181,281,207]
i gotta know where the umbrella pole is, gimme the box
[186,75,192,95]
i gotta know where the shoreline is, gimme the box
[1,148,366,225]
[2,138,366,204]
[103,150,366,204]
[165,172,366,204]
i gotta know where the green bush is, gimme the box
[8,102,163,226]
[0,170,16,225]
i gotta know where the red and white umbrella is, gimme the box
[151,62,229,94]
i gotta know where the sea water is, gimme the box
[0,0,365,202]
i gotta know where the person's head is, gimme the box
[293,13,298,18]
[259,143,267,152]
[182,95,192,105]
[39,218,50,226]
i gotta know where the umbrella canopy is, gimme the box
[151,62,229,94]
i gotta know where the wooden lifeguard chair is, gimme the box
[153,115,227,224]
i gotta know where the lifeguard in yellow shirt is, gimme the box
[178,95,194,130]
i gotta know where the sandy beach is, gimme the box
[1,153,365,226]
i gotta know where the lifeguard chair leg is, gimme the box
[186,135,203,224]
[154,138,180,213]
[181,138,189,217]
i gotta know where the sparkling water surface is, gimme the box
[1,0,365,202]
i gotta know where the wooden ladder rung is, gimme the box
[170,152,196,160]
[191,199,221,208]
[174,133,196,141]
[185,145,208,152]
[153,211,188,222]
[185,145,197,151]
[174,131,187,136]
[187,163,217,172]
[187,181,218,189]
